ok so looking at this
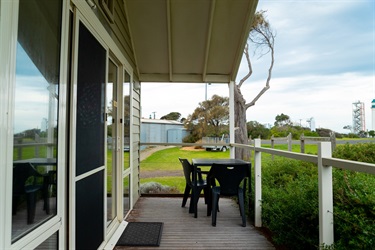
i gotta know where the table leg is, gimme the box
[193,165,198,218]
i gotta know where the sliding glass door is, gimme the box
[12,0,62,244]
[107,58,118,226]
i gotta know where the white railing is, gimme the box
[242,139,375,248]
[140,140,375,248]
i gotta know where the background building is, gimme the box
[141,119,189,146]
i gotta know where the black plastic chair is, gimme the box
[209,163,249,227]
[179,158,210,216]
[12,162,48,224]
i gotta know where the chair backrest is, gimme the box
[178,158,193,186]
[210,163,249,196]
[12,162,39,194]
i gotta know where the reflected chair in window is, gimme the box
[209,163,249,227]
[12,162,48,224]
[45,170,57,214]
[179,158,210,216]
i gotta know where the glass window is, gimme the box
[12,0,62,241]
[107,59,117,225]
[35,232,58,250]
[123,71,130,170]
[123,175,130,216]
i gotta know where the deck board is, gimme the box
[115,197,274,250]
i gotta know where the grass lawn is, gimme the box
[140,144,319,193]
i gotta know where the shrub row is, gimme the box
[253,143,375,249]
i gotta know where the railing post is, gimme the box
[300,133,305,153]
[287,132,292,151]
[318,142,334,248]
[330,132,336,152]
[254,139,262,227]
[270,135,274,160]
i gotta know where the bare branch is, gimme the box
[244,10,275,109]
[245,85,270,109]
[238,44,253,89]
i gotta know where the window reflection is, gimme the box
[12,0,61,241]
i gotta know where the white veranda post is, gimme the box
[229,81,235,159]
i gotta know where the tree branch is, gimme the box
[245,20,275,109]
[238,44,253,89]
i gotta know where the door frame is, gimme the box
[0,0,69,249]
[69,2,135,248]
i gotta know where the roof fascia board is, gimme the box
[140,73,230,83]
[167,0,173,81]
[202,0,215,82]
[230,0,259,82]
[123,0,141,80]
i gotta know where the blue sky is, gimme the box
[142,0,375,133]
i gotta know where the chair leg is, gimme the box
[43,176,50,214]
[26,192,37,224]
[12,196,19,215]
[212,191,219,226]
[238,189,246,227]
[182,185,191,207]
[189,188,200,214]
[203,186,208,204]
[206,187,212,216]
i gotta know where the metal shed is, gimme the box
[141,118,189,144]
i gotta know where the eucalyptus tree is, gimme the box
[185,95,229,141]
[160,112,181,121]
[234,11,276,160]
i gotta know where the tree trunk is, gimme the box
[234,84,250,161]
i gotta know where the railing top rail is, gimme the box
[140,142,231,147]
[139,141,375,176]
[13,142,56,147]
[301,137,331,141]
[323,158,375,175]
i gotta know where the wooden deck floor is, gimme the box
[115,197,275,250]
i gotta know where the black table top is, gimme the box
[192,158,250,166]
[14,158,56,165]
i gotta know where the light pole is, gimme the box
[205,83,211,101]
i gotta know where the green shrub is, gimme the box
[332,143,375,248]
[259,143,375,249]
[260,159,320,249]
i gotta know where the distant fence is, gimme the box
[300,132,336,153]
[269,132,336,157]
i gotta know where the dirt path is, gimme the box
[140,145,175,161]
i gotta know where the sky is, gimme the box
[141,0,375,134]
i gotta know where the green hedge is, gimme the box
[257,143,375,249]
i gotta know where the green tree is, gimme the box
[274,113,291,127]
[247,121,270,139]
[369,130,375,138]
[160,112,181,121]
[184,95,229,142]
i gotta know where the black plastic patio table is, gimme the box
[191,158,251,218]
